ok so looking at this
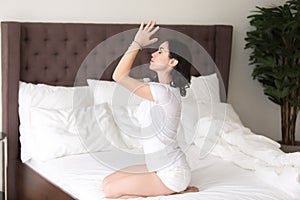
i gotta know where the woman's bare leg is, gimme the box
[117,187,198,200]
[102,164,199,198]
[103,171,175,198]
[102,164,148,186]
[112,186,199,199]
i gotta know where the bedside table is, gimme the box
[0,133,7,200]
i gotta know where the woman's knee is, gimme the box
[102,173,116,188]
[103,181,120,198]
[102,176,110,188]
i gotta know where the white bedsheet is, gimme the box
[26,147,294,200]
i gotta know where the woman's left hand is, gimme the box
[133,21,160,48]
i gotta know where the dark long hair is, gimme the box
[168,39,192,96]
[151,40,192,96]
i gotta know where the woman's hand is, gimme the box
[113,21,158,102]
[133,21,159,49]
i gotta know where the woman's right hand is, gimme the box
[133,21,159,48]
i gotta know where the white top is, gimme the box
[137,82,187,171]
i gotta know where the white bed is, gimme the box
[3,22,299,200]
[25,148,293,200]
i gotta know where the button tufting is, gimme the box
[74,52,78,55]
[44,66,48,70]
[64,38,68,42]
[24,66,29,70]
[53,52,59,56]
[44,38,49,42]
[64,66,68,69]
[34,52,39,56]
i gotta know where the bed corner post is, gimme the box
[1,21,21,200]
[214,25,233,102]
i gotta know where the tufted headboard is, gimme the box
[1,22,233,199]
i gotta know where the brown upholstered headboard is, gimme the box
[1,21,233,199]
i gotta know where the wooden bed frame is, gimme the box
[1,22,233,200]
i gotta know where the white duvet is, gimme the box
[193,103,300,199]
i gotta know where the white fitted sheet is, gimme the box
[25,148,294,200]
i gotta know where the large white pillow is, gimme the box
[19,82,93,109]
[87,79,144,105]
[183,73,221,103]
[18,81,94,162]
[88,74,220,105]
[29,103,131,162]
[30,103,144,162]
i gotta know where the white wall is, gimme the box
[0,0,298,190]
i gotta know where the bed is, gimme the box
[1,22,299,200]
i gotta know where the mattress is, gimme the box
[25,146,293,200]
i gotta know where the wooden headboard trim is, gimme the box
[2,22,21,200]
[215,25,233,101]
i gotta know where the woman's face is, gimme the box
[149,41,172,72]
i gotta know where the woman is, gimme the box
[102,21,199,199]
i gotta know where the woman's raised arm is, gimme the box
[112,21,159,101]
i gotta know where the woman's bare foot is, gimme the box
[174,186,199,195]
[185,186,199,193]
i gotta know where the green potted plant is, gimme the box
[245,0,300,151]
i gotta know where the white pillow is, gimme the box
[87,79,144,105]
[18,81,93,162]
[108,104,142,149]
[178,100,214,148]
[19,82,93,109]
[183,73,220,103]
[88,74,220,105]
[29,103,122,161]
